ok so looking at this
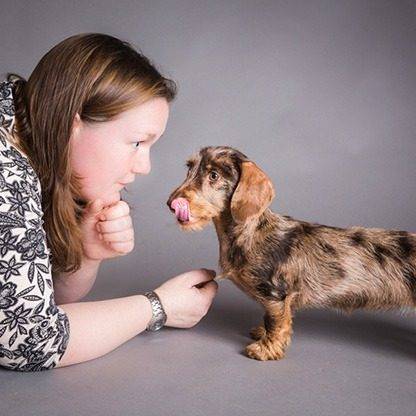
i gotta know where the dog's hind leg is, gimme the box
[245,292,298,361]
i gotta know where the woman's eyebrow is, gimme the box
[141,132,165,140]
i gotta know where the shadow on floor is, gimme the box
[204,301,416,360]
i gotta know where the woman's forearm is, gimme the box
[56,294,152,368]
[52,257,102,304]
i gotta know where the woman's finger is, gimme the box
[197,280,219,297]
[97,215,133,233]
[100,200,130,221]
[100,228,134,242]
[188,269,216,287]
[107,240,135,254]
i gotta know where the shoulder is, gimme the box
[0,77,41,209]
[1,129,45,238]
[0,77,39,190]
[0,77,46,240]
[1,127,41,196]
[0,80,16,132]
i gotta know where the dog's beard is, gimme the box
[179,216,211,232]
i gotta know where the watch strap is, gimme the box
[144,291,167,331]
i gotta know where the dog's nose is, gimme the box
[166,195,176,213]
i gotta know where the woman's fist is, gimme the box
[81,199,135,261]
[154,269,218,328]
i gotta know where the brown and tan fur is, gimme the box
[167,146,416,361]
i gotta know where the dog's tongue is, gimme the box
[171,198,190,222]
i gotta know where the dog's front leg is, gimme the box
[246,292,297,361]
[249,322,266,341]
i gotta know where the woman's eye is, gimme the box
[208,171,219,181]
[133,141,144,149]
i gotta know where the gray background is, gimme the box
[0,0,415,415]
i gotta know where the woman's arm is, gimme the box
[55,294,152,368]
[52,257,102,304]
[55,269,218,369]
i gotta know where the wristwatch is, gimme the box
[144,291,167,331]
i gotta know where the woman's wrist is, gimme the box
[137,294,154,330]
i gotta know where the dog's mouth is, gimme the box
[169,197,213,231]
[170,197,191,223]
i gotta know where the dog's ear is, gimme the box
[230,161,275,223]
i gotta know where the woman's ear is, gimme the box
[70,113,82,142]
[230,161,275,223]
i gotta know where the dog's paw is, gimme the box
[249,325,266,340]
[245,339,286,361]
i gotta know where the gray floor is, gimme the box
[1,280,415,416]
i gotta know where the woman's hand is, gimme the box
[80,199,135,261]
[154,269,219,328]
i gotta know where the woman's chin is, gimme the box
[101,192,122,207]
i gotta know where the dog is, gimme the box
[166,146,416,361]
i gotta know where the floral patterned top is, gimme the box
[0,79,70,371]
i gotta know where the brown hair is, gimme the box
[8,33,177,274]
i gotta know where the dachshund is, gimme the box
[167,146,416,361]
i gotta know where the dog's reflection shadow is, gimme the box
[204,300,416,360]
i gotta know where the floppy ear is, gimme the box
[230,161,275,223]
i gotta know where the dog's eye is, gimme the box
[208,171,219,181]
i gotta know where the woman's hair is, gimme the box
[8,33,177,275]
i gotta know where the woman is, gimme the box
[0,33,218,372]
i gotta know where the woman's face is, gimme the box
[70,97,169,206]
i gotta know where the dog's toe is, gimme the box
[245,340,286,361]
